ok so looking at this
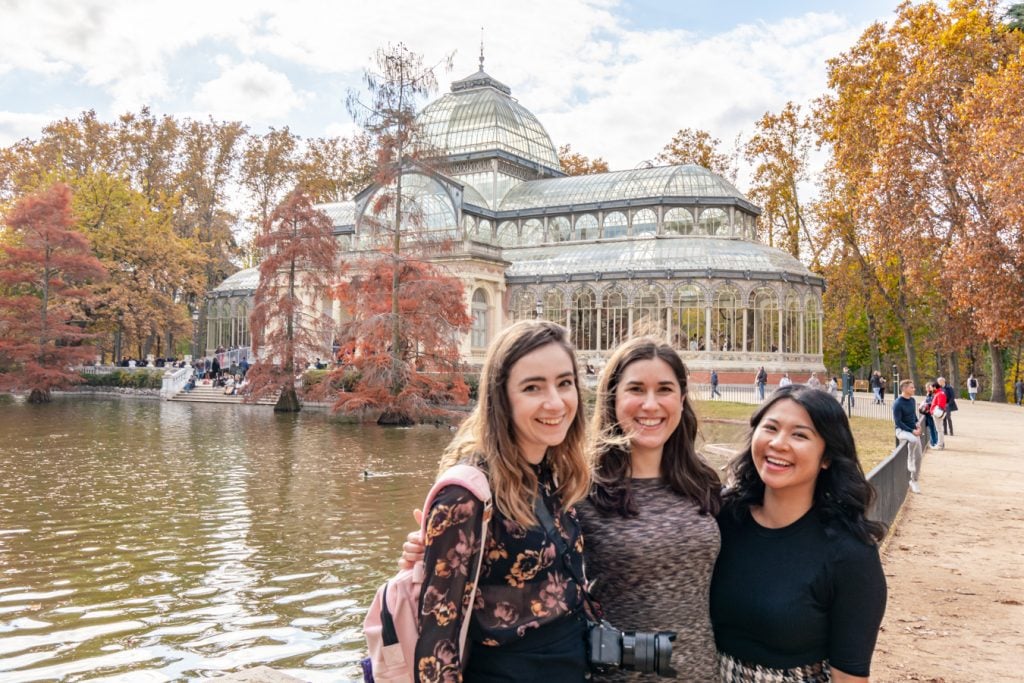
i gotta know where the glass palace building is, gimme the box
[207,65,825,380]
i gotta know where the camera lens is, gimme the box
[620,630,676,677]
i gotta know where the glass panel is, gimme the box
[712,285,741,352]
[783,294,801,353]
[602,211,627,239]
[549,216,571,243]
[749,287,779,353]
[632,208,657,237]
[541,289,564,324]
[572,288,597,352]
[471,289,489,348]
[477,219,493,242]
[673,285,705,351]
[633,285,665,338]
[602,287,628,349]
[497,221,518,247]
[575,214,598,241]
[700,208,729,236]
[521,219,543,247]
[663,207,695,236]
[805,296,821,355]
[509,289,535,322]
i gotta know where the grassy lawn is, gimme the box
[693,400,893,473]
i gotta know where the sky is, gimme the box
[0,0,909,172]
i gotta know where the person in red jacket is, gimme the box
[929,382,947,450]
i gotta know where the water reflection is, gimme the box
[0,397,446,681]
[0,397,743,681]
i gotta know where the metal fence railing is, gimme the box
[865,418,930,527]
[691,384,896,420]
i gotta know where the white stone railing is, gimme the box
[161,367,192,399]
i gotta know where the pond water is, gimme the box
[0,396,742,682]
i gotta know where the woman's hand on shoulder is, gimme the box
[397,508,426,570]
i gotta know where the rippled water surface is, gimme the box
[0,396,452,682]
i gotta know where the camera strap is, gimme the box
[533,491,604,620]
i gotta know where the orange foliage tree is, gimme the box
[0,183,107,402]
[327,257,471,424]
[246,190,338,412]
[557,144,609,176]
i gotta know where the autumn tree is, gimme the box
[297,134,376,203]
[328,257,471,423]
[343,43,468,424]
[246,189,338,412]
[239,127,300,267]
[656,127,735,179]
[557,144,609,176]
[72,171,205,362]
[0,183,107,402]
[814,0,1018,390]
[744,103,814,261]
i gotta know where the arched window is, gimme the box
[549,216,571,243]
[602,287,629,349]
[673,285,705,351]
[700,208,729,236]
[238,302,250,348]
[462,215,475,238]
[477,219,493,243]
[749,287,779,353]
[572,288,598,352]
[602,211,627,239]
[219,302,231,348]
[805,295,821,355]
[632,209,657,237]
[633,284,665,338]
[542,289,564,325]
[712,285,741,352]
[205,300,218,352]
[521,219,543,246]
[783,293,801,353]
[575,214,598,241]
[497,221,518,247]
[663,207,695,235]
[509,290,535,322]
[471,289,489,349]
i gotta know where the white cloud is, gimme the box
[0,110,74,147]
[192,60,308,123]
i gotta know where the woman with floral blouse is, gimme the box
[414,320,592,682]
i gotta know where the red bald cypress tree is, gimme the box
[0,183,107,402]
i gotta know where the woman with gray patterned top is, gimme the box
[578,337,722,682]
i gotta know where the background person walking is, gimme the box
[710,369,722,399]
[894,379,923,494]
[938,377,957,437]
[842,366,855,410]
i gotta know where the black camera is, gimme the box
[588,619,677,678]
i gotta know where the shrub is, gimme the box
[79,369,164,389]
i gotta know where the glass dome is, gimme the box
[499,164,749,211]
[211,267,259,294]
[416,69,560,170]
[358,172,458,247]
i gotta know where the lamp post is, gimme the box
[892,363,899,393]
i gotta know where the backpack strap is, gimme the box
[421,464,492,662]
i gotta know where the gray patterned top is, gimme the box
[577,478,720,682]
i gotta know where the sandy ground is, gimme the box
[872,399,1024,682]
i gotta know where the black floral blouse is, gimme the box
[414,459,585,683]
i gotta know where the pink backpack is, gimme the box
[361,464,492,683]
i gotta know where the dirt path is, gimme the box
[872,399,1024,682]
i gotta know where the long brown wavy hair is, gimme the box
[589,337,721,517]
[439,320,590,526]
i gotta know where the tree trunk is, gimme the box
[866,311,881,372]
[378,410,415,427]
[902,323,920,391]
[989,342,1006,403]
[28,388,51,403]
[948,350,960,396]
[274,386,301,412]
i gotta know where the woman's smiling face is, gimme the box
[614,357,683,461]
[751,398,827,498]
[506,342,578,464]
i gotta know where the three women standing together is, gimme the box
[404,320,887,682]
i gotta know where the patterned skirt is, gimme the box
[717,651,831,683]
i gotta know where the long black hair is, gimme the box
[589,337,721,517]
[725,385,886,545]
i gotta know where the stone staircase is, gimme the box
[169,383,278,406]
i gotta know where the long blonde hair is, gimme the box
[440,320,590,526]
